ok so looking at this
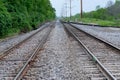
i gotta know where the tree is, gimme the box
[96,5,101,10]
[0,0,56,37]
[106,0,114,8]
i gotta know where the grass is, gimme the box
[77,18,120,27]
[0,28,20,39]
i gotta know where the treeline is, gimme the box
[74,0,120,20]
[0,0,55,38]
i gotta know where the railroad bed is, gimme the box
[0,22,50,54]
[71,22,120,48]
[1,21,120,80]
[21,21,105,80]
[0,22,54,80]
[63,22,120,80]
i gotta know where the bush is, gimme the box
[0,0,56,38]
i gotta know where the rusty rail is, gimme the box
[13,23,54,80]
[62,22,116,80]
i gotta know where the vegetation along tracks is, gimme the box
[0,22,54,80]
[62,22,120,80]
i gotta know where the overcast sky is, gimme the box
[50,0,115,17]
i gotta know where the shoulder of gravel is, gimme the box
[71,23,120,49]
[0,22,50,45]
[72,23,120,32]
[0,33,28,44]
[70,21,120,28]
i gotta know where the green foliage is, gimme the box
[107,1,120,19]
[80,18,120,27]
[0,1,12,37]
[83,8,114,20]
[69,0,120,27]
[0,0,56,38]
[83,1,120,20]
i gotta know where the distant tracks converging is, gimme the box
[1,21,120,80]
[63,22,120,80]
[0,22,54,80]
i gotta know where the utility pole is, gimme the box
[65,3,67,18]
[70,0,72,20]
[61,6,64,19]
[80,0,83,18]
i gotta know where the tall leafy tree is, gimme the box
[0,0,56,37]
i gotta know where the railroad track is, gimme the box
[70,22,120,50]
[62,23,107,80]
[63,22,120,80]
[21,21,104,80]
[0,23,50,59]
[0,22,54,80]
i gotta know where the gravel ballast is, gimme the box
[72,24,120,48]
[0,25,50,80]
[23,21,104,80]
[68,23,120,79]
[0,23,49,54]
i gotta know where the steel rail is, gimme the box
[62,23,117,80]
[69,22,120,50]
[13,23,54,80]
[0,23,49,59]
